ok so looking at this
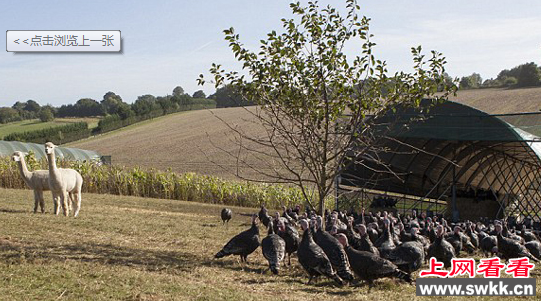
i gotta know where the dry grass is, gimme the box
[0,187,540,300]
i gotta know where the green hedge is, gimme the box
[94,100,216,135]
[3,122,91,144]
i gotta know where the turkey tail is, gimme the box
[393,269,413,284]
[215,250,227,258]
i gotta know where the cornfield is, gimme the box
[0,152,328,210]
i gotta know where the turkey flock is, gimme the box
[214,205,540,288]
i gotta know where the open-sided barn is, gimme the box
[341,100,541,223]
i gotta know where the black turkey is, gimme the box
[495,223,539,262]
[276,219,299,265]
[297,219,343,286]
[520,229,539,243]
[335,233,412,288]
[375,218,396,257]
[427,225,455,268]
[502,223,524,244]
[524,240,541,260]
[313,216,355,282]
[341,219,363,252]
[445,226,463,256]
[258,205,272,228]
[398,222,413,242]
[215,214,260,263]
[465,223,479,248]
[479,235,498,257]
[354,223,380,256]
[261,220,286,274]
[281,206,297,225]
[385,229,425,273]
[221,208,232,226]
[410,227,430,252]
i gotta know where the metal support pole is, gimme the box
[452,144,459,222]
[335,173,340,211]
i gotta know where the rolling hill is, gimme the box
[69,107,269,180]
[448,86,541,113]
[69,87,541,179]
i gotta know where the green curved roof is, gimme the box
[342,100,541,219]
[378,100,541,142]
[0,140,100,161]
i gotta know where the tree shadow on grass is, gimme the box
[0,241,200,273]
[202,258,267,274]
[299,286,354,296]
[0,208,27,214]
[21,120,46,126]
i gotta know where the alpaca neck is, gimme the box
[47,152,60,175]
[17,157,33,186]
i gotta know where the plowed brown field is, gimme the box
[69,87,541,179]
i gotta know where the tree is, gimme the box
[503,76,518,87]
[172,86,185,97]
[516,62,541,87]
[39,107,55,122]
[101,92,124,115]
[438,73,455,92]
[211,84,253,108]
[192,90,206,99]
[199,0,456,215]
[116,102,135,119]
[24,100,41,113]
[481,78,501,88]
[132,94,160,116]
[497,62,541,88]
[12,101,25,111]
[459,73,482,89]
[74,98,104,117]
[157,96,179,114]
[12,101,32,119]
[0,107,20,124]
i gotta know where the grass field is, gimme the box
[0,187,539,300]
[0,118,100,139]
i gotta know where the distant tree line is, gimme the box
[208,85,255,108]
[0,100,56,124]
[459,62,541,90]
[0,84,253,125]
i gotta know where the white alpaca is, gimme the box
[45,142,84,217]
[12,151,50,213]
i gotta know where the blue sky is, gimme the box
[1,0,540,106]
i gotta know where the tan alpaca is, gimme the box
[12,151,51,213]
[45,142,84,217]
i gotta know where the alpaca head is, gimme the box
[45,142,56,155]
[12,151,24,162]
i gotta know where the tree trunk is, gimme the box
[318,191,325,229]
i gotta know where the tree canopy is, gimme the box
[200,0,456,214]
